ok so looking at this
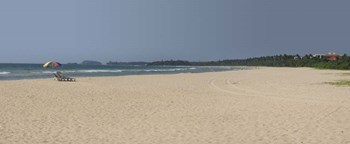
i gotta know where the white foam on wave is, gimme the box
[144,68,186,72]
[33,68,196,75]
[78,70,123,73]
[0,71,10,75]
[37,70,123,74]
[42,71,56,74]
[62,70,77,73]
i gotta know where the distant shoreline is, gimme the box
[0,65,249,81]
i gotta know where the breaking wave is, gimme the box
[77,70,123,73]
[144,68,184,72]
[0,71,10,75]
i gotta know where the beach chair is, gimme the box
[53,72,76,82]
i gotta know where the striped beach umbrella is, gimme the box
[43,61,62,68]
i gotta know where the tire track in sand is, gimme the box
[208,76,344,142]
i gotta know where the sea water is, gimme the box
[0,63,245,80]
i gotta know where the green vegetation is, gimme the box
[148,54,350,70]
[193,54,350,70]
[325,80,350,86]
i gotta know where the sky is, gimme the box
[0,0,349,63]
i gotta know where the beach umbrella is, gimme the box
[43,61,62,68]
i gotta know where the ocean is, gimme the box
[0,63,245,80]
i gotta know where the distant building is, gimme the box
[309,52,339,61]
[325,52,339,61]
[294,55,301,60]
[313,54,324,59]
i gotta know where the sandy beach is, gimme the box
[0,67,350,144]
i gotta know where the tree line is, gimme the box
[147,54,350,70]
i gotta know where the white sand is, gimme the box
[0,67,350,144]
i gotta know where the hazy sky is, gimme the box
[0,0,349,63]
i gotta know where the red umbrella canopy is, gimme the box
[43,61,62,68]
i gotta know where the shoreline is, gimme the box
[0,66,252,81]
[1,65,348,82]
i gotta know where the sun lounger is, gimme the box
[54,72,76,82]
